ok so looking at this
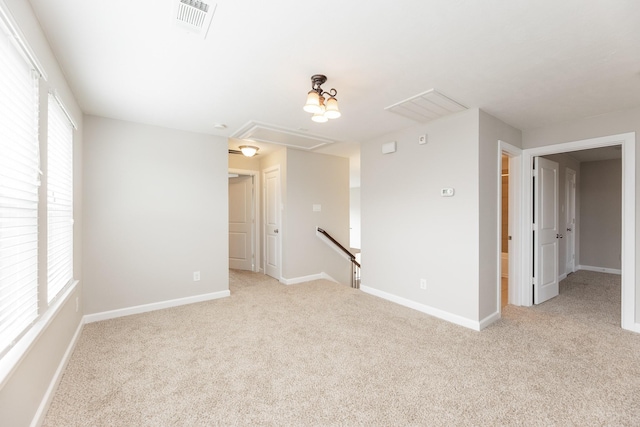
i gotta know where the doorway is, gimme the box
[520,132,636,332]
[565,168,577,275]
[498,140,522,310]
[263,166,281,280]
[500,154,509,308]
[228,168,260,272]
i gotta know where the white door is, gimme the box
[565,168,576,274]
[229,175,253,271]
[264,167,280,279]
[534,157,559,304]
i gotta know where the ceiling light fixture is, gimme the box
[303,74,341,123]
[239,145,259,157]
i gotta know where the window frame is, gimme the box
[0,13,42,359]
[46,92,75,304]
[0,0,78,385]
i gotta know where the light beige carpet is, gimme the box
[43,270,640,426]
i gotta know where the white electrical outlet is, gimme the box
[193,271,201,281]
[420,279,427,290]
[418,134,427,145]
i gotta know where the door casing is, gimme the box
[518,132,636,331]
[498,141,523,309]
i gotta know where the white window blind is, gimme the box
[47,94,73,303]
[0,27,40,356]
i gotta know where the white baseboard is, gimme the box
[31,319,84,427]
[84,290,230,323]
[558,273,567,281]
[280,272,338,285]
[577,265,622,275]
[479,311,501,330]
[360,285,482,331]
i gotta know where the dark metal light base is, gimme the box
[311,74,327,86]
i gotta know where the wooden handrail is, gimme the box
[316,227,361,268]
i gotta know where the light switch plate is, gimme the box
[441,188,455,197]
[418,134,427,145]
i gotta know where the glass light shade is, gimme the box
[239,145,259,157]
[311,112,329,123]
[311,97,327,122]
[303,91,322,113]
[324,96,341,119]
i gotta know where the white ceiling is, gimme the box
[27,0,640,163]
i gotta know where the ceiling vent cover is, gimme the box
[174,0,216,39]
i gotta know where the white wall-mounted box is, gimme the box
[382,141,397,154]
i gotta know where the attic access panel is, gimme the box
[385,89,467,123]
[231,121,336,151]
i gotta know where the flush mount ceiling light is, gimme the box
[303,74,341,123]
[238,145,259,157]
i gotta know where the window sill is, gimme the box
[0,279,79,389]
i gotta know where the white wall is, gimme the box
[285,149,350,284]
[82,116,229,315]
[478,111,523,320]
[350,187,361,250]
[361,109,481,322]
[361,108,522,327]
[580,159,622,270]
[0,1,84,425]
[257,148,350,284]
[229,152,260,170]
[522,106,640,322]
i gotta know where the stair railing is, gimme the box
[316,227,360,289]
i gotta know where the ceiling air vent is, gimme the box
[173,0,217,39]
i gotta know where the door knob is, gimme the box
[556,233,563,239]
[567,227,572,232]
[274,229,279,234]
